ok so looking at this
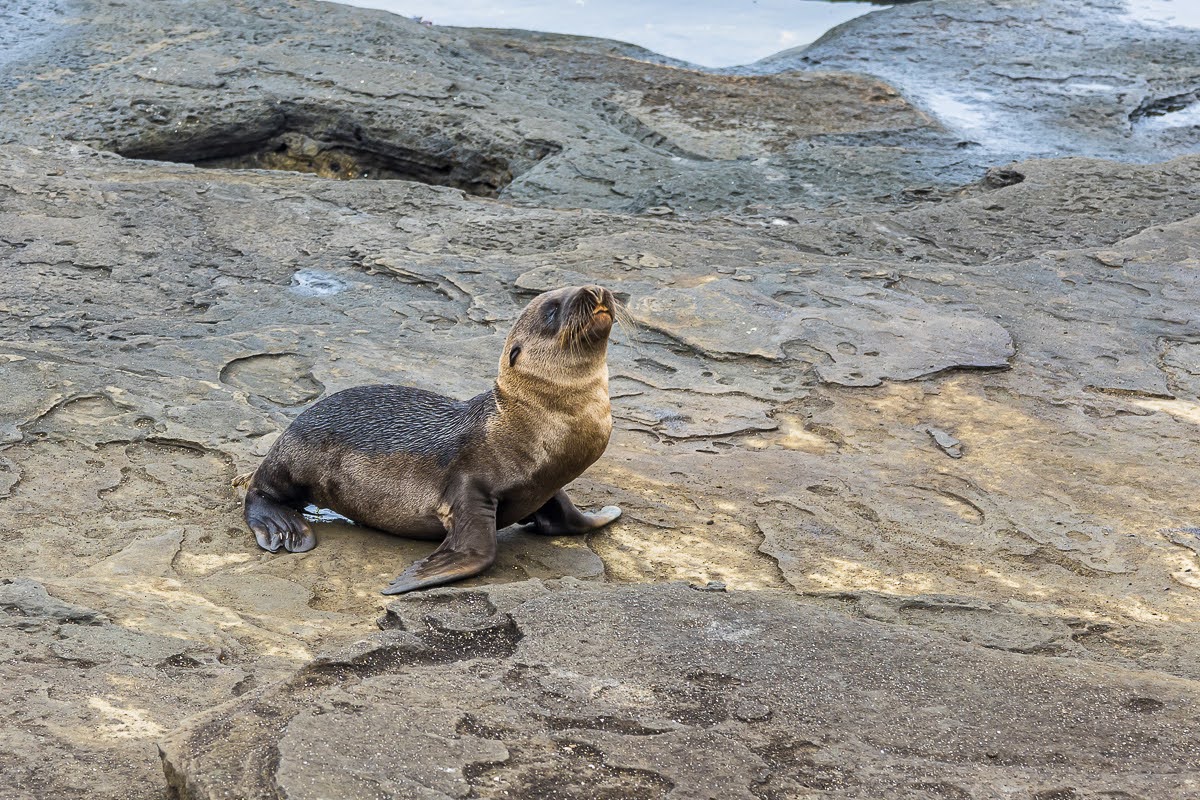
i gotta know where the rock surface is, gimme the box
[1,0,1200,797]
[759,0,1200,164]
[160,581,1200,800]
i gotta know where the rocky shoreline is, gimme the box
[2,0,1199,797]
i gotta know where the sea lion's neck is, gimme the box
[494,363,609,415]
[490,366,612,488]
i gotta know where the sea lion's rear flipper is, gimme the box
[522,490,622,536]
[382,493,497,595]
[245,489,316,554]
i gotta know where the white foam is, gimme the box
[1137,100,1200,130]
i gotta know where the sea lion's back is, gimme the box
[286,384,496,463]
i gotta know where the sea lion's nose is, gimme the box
[582,285,609,313]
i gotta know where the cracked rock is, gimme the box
[160,582,1200,800]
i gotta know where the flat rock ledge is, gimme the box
[3,0,1200,796]
[159,580,1200,800]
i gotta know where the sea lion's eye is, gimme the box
[544,303,558,325]
[509,345,522,367]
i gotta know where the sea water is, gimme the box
[333,0,890,68]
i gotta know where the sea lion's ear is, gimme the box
[509,344,522,367]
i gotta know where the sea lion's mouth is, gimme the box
[589,302,614,328]
[567,304,613,345]
[549,286,619,348]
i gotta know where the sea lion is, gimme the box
[240,285,624,594]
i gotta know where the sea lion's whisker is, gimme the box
[612,298,636,341]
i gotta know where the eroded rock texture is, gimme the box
[160,582,1200,800]
[2,0,1200,797]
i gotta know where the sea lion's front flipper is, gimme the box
[382,492,498,595]
[245,489,316,553]
[522,489,622,536]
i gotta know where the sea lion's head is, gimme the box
[498,285,622,389]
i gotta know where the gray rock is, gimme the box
[1,0,1199,797]
[7,0,1193,213]
[757,0,1200,165]
[926,427,964,458]
[0,577,107,628]
[160,582,1200,800]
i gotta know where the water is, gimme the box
[303,504,356,524]
[336,0,887,68]
[1124,0,1200,29]
[289,269,349,297]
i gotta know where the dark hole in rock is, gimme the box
[1124,696,1165,713]
[110,104,560,197]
